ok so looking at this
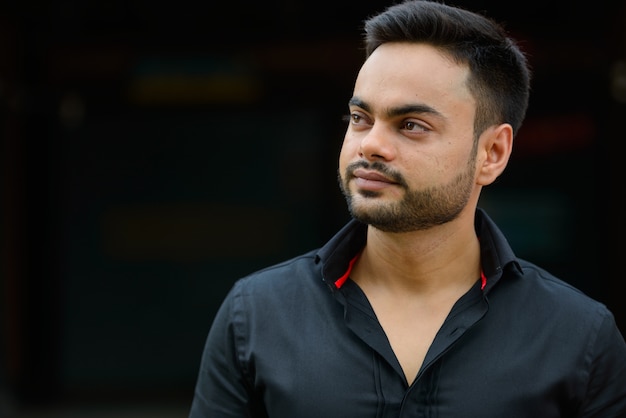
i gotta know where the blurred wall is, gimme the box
[1,0,624,413]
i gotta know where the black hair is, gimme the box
[363,0,531,138]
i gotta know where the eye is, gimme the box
[402,120,429,133]
[343,112,371,127]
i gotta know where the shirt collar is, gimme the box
[316,208,522,292]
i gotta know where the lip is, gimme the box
[353,168,395,183]
[352,168,397,190]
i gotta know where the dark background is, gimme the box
[1,0,625,416]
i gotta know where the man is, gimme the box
[188,1,626,417]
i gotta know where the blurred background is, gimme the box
[1,0,624,416]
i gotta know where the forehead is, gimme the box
[354,42,474,113]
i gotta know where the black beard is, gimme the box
[338,159,475,233]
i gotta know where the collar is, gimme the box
[315,208,522,293]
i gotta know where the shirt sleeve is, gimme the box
[579,309,626,417]
[188,281,258,418]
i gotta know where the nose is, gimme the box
[358,124,395,161]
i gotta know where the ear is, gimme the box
[476,123,513,186]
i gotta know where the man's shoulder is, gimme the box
[220,248,338,321]
[232,248,324,295]
[511,258,611,318]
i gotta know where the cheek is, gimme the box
[400,150,459,187]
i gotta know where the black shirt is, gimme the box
[189,208,626,417]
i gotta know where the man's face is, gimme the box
[338,42,480,233]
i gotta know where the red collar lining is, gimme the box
[334,254,359,289]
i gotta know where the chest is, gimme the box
[251,320,578,418]
[243,280,588,417]
[374,302,451,385]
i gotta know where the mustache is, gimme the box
[345,160,408,188]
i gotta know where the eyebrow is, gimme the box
[348,96,445,120]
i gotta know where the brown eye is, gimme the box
[344,111,371,130]
[403,120,429,132]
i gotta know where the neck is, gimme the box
[352,212,481,295]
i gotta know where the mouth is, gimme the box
[351,168,399,191]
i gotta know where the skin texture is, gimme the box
[340,42,480,232]
[337,42,514,384]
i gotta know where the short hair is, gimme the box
[363,0,531,138]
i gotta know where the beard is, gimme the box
[338,157,476,233]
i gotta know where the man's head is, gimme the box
[338,1,527,233]
[363,0,530,138]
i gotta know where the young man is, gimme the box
[189,1,626,417]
